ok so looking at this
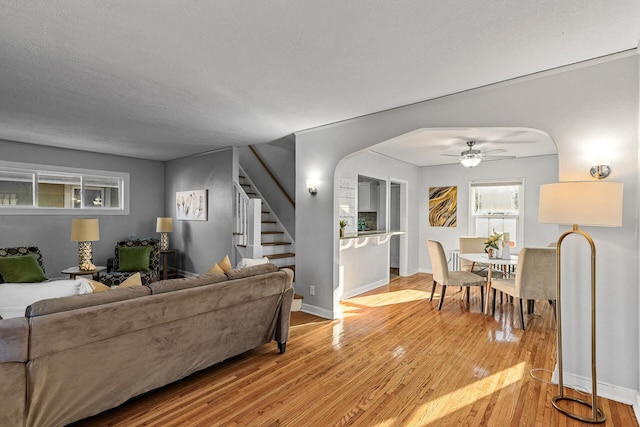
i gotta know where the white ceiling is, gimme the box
[1,1,639,162]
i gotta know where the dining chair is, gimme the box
[490,247,556,329]
[427,240,485,311]
[459,236,505,279]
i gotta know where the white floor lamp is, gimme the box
[538,180,623,424]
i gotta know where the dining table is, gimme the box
[458,252,519,315]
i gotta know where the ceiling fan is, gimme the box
[443,140,515,167]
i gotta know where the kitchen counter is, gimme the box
[340,230,404,240]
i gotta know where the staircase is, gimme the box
[235,170,295,272]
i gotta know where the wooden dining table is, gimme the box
[458,252,519,315]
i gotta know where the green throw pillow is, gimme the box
[0,254,47,283]
[118,246,152,272]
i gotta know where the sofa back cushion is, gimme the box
[148,272,227,295]
[25,286,151,318]
[225,263,279,280]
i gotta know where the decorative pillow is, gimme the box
[119,272,142,288]
[236,257,270,269]
[205,255,232,274]
[0,280,92,319]
[83,279,111,293]
[0,254,47,283]
[118,246,152,272]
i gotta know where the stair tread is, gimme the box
[262,241,290,246]
[262,231,284,234]
[265,252,295,259]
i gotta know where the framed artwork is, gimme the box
[429,186,457,227]
[176,189,207,221]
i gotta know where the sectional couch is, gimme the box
[0,262,294,427]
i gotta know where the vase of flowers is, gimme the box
[484,233,503,258]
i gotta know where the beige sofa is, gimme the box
[0,263,294,427]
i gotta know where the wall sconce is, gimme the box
[306,179,318,195]
[71,218,100,270]
[156,217,173,250]
[590,165,611,179]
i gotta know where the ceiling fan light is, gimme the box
[460,157,481,167]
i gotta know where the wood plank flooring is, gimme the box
[72,273,637,426]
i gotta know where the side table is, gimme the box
[160,250,177,280]
[61,266,107,281]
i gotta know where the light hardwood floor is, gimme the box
[73,273,637,426]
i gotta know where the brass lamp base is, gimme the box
[552,396,605,424]
[78,241,94,270]
[160,232,169,251]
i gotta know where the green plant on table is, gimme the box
[339,220,348,229]
[484,233,503,251]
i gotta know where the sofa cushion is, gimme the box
[119,272,142,288]
[225,263,279,280]
[25,286,151,317]
[118,246,152,272]
[148,272,228,295]
[206,254,232,274]
[0,254,47,283]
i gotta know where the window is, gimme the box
[470,180,523,248]
[0,161,129,215]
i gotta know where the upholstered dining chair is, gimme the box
[490,247,556,329]
[459,236,505,279]
[427,240,485,311]
[100,239,161,286]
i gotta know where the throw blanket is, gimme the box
[0,279,93,319]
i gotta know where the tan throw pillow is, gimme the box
[120,272,142,288]
[205,255,232,274]
[218,255,232,272]
[88,279,111,293]
[206,263,225,274]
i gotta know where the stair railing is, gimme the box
[233,181,263,257]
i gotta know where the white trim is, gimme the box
[551,369,638,406]
[300,303,334,320]
[0,160,130,215]
[340,278,388,300]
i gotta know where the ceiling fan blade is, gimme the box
[441,153,461,157]
[482,148,507,155]
[482,155,516,160]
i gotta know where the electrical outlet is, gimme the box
[309,285,315,296]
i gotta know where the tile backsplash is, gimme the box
[358,212,377,230]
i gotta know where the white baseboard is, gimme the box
[300,303,334,320]
[551,369,638,406]
[340,278,388,300]
[634,393,640,425]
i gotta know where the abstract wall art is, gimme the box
[176,189,207,221]
[429,186,457,227]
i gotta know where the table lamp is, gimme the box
[156,217,173,251]
[71,218,100,270]
[539,181,623,423]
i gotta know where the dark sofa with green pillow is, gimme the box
[101,239,161,286]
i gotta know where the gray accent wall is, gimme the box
[0,139,164,277]
[163,148,235,274]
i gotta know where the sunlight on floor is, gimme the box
[343,289,433,309]
[377,362,527,426]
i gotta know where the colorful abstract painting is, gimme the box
[429,186,457,227]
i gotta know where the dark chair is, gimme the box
[100,239,160,286]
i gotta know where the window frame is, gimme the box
[0,160,130,215]
[468,178,525,251]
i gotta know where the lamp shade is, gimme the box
[70,218,100,242]
[156,217,173,233]
[538,181,623,227]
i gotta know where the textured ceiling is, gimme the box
[0,1,639,161]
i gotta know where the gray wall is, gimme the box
[295,52,639,398]
[0,139,164,277]
[163,148,235,274]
